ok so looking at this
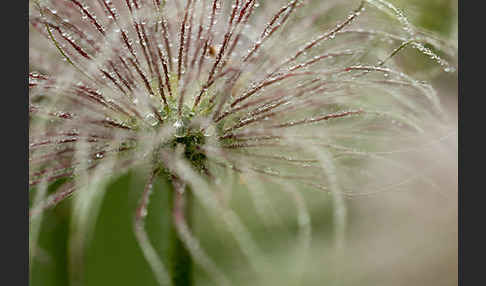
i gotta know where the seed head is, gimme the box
[29,0,456,284]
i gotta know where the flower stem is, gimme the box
[168,176,194,286]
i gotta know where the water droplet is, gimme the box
[444,67,455,73]
[204,125,216,137]
[173,119,186,137]
[145,113,159,127]
[94,152,104,159]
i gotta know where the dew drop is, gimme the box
[145,113,159,127]
[94,152,104,159]
[173,119,186,137]
[444,66,456,73]
[204,125,216,137]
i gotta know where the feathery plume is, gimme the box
[29,0,456,285]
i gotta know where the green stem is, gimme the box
[168,177,193,286]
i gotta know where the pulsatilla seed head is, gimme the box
[29,0,456,209]
[29,4,456,280]
[29,0,456,284]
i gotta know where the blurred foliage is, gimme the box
[391,0,457,36]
